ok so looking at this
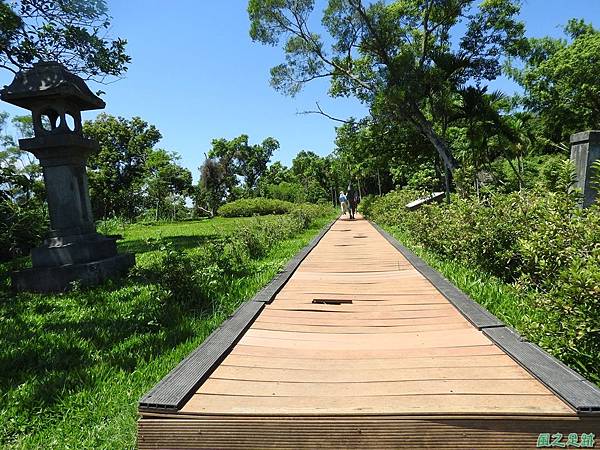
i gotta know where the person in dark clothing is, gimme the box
[347,184,359,219]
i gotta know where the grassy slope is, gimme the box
[0,215,333,449]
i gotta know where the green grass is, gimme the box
[0,213,334,449]
[109,216,280,254]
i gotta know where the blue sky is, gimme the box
[1,0,599,181]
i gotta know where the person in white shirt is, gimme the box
[339,191,348,215]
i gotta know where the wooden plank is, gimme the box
[268,298,450,308]
[231,343,505,360]
[258,310,464,324]
[261,305,456,318]
[209,364,534,383]
[251,322,472,334]
[243,328,492,345]
[198,378,554,397]
[138,417,600,450]
[181,393,572,415]
[240,335,496,351]
[220,353,515,370]
[272,297,449,305]
[256,315,466,326]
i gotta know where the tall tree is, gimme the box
[0,0,129,79]
[248,0,525,173]
[260,161,294,186]
[84,114,162,219]
[208,134,279,194]
[291,150,331,202]
[145,149,193,221]
[238,136,279,190]
[507,19,600,148]
[197,157,226,216]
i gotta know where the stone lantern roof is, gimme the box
[0,61,105,111]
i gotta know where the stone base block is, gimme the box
[12,253,135,293]
[31,235,118,267]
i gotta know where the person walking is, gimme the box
[339,191,348,215]
[347,184,359,219]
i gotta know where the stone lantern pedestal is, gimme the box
[570,131,600,208]
[1,62,134,292]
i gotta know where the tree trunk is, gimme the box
[443,164,452,204]
[377,169,382,196]
[410,106,459,172]
[507,158,523,190]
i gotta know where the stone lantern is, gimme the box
[1,61,134,292]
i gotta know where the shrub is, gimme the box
[96,216,127,235]
[262,181,306,203]
[0,199,47,261]
[357,194,376,217]
[217,198,294,217]
[132,203,334,307]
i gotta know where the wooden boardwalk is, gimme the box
[138,216,600,449]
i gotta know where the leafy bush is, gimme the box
[133,203,334,307]
[262,181,306,203]
[0,199,47,261]
[364,189,600,383]
[217,197,294,217]
[357,194,376,216]
[96,216,128,236]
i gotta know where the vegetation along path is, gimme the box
[138,216,600,449]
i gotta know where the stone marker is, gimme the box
[570,131,600,208]
[405,191,445,210]
[1,61,135,292]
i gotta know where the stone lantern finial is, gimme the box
[1,61,134,292]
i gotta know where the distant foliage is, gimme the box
[217,198,295,217]
[261,181,306,203]
[365,189,600,382]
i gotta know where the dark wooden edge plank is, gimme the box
[138,218,337,412]
[484,327,600,415]
[139,300,262,412]
[369,221,502,329]
[369,220,600,415]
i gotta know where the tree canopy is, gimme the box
[84,114,162,219]
[207,134,280,193]
[0,0,130,79]
[507,19,600,148]
[248,0,526,172]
